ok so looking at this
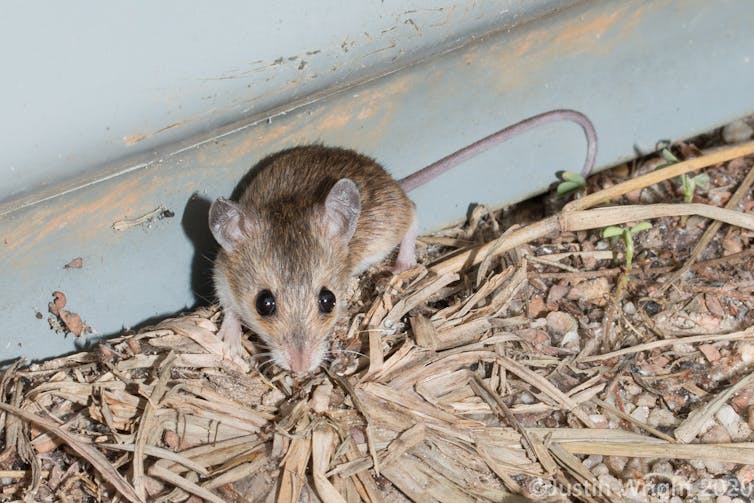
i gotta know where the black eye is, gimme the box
[318,288,336,314]
[255,290,276,316]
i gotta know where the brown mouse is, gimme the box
[209,109,597,374]
[210,146,417,374]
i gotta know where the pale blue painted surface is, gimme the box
[0,0,569,207]
[1,0,754,363]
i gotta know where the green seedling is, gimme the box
[657,148,709,203]
[658,147,680,168]
[556,171,586,196]
[680,172,709,203]
[603,221,652,289]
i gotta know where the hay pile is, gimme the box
[3,140,754,502]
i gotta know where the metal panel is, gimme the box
[2,0,754,362]
[0,0,571,206]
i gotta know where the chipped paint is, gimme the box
[456,1,656,97]
[122,120,189,146]
[5,175,144,259]
[122,133,148,145]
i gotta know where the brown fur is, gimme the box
[214,145,415,372]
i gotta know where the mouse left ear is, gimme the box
[209,197,252,251]
[324,178,361,242]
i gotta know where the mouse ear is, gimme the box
[209,197,253,251]
[324,178,361,242]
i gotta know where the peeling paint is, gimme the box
[122,133,148,146]
[122,120,188,146]
[6,175,142,259]
[111,205,172,231]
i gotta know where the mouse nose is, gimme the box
[288,350,310,375]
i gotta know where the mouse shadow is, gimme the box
[93,149,305,346]
[181,151,294,308]
[84,193,221,348]
[177,151,291,309]
[182,193,220,308]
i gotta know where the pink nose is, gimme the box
[288,350,310,374]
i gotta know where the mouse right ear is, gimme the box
[324,178,361,243]
[209,197,252,251]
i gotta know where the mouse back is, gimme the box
[240,145,415,272]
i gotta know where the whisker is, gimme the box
[257,358,278,372]
[199,253,216,263]
[330,349,368,359]
[190,290,215,304]
[320,354,335,364]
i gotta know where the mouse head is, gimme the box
[209,179,361,375]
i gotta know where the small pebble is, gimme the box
[630,405,650,424]
[527,295,546,318]
[716,404,752,441]
[705,459,734,475]
[582,454,603,469]
[516,391,537,404]
[591,463,609,477]
[604,456,627,475]
[739,343,754,364]
[702,424,732,444]
[567,277,610,306]
[546,311,577,336]
[636,392,657,408]
[546,283,569,306]
[689,458,706,470]
[588,414,609,429]
[651,460,674,474]
[596,473,622,494]
[623,457,647,477]
[624,383,643,396]
[559,330,580,351]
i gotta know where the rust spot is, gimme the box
[122,133,148,145]
[320,111,352,130]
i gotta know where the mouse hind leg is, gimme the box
[391,211,418,273]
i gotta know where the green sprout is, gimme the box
[680,172,710,203]
[556,171,586,196]
[658,147,680,168]
[603,221,652,288]
[657,148,709,203]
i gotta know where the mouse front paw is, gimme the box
[216,309,250,372]
[221,339,250,372]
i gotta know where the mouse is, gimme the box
[208,109,597,374]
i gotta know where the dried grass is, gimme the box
[2,141,754,502]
